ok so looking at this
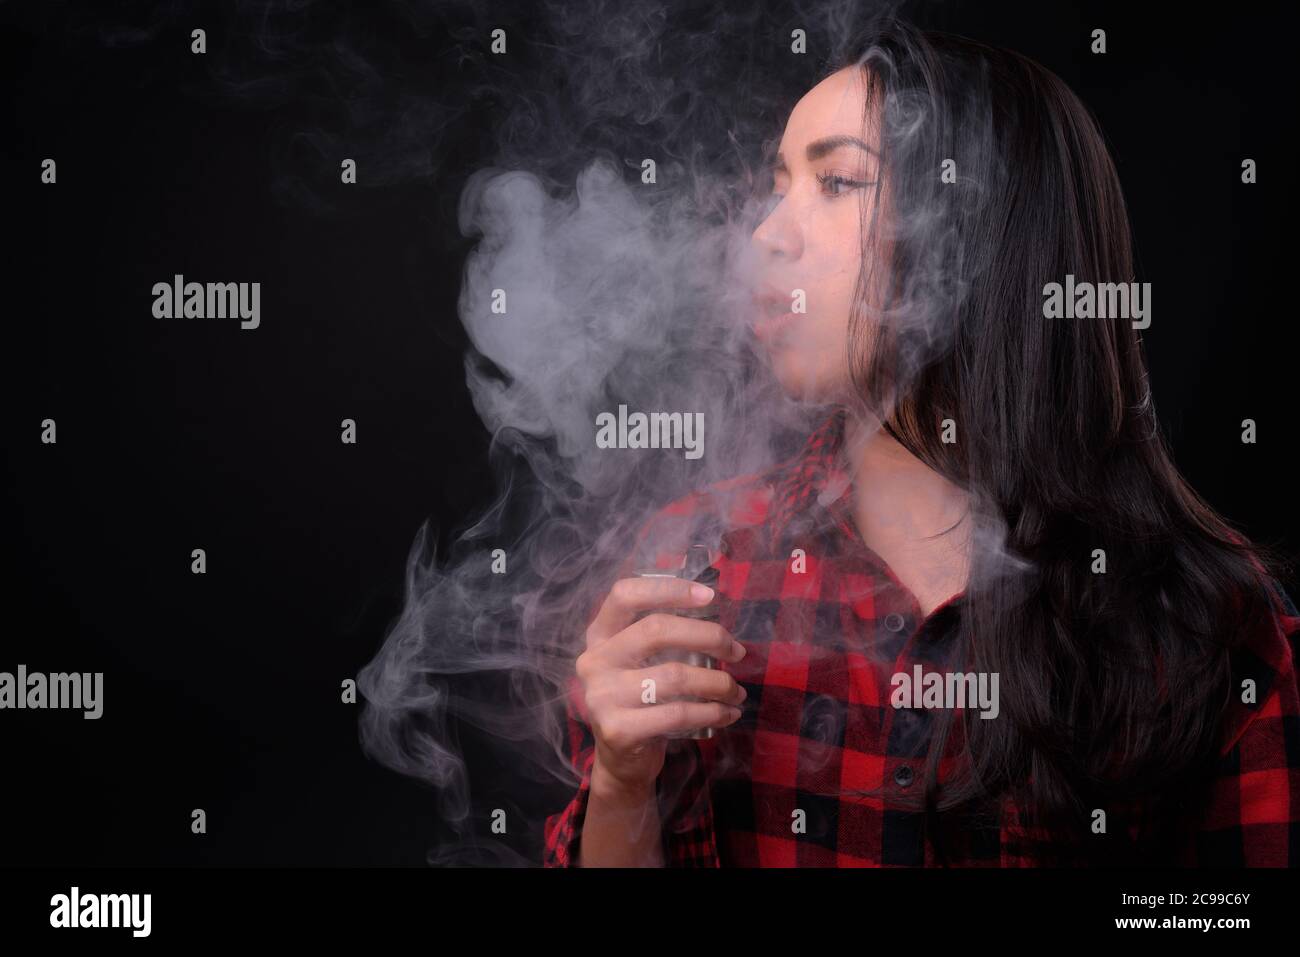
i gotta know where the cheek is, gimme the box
[804,207,864,331]
[796,278,857,395]
[761,200,870,400]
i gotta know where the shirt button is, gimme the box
[884,613,906,632]
[894,765,914,788]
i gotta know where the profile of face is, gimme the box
[749,65,881,403]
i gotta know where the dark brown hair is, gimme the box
[829,17,1291,864]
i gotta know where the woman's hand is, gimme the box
[576,575,747,796]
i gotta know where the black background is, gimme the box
[1,0,1294,866]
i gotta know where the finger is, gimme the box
[614,699,745,741]
[586,575,716,646]
[609,613,743,667]
[615,662,747,708]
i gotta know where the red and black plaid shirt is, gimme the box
[544,409,1300,866]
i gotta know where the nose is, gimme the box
[750,193,802,261]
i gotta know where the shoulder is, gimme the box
[1239,577,1299,690]
[1266,577,1300,630]
[1216,576,1300,756]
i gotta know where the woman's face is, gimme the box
[749,66,881,402]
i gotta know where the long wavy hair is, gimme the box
[832,18,1291,864]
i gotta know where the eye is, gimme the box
[817,172,873,197]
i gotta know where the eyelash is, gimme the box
[767,173,874,206]
[816,171,873,197]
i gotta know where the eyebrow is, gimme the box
[773,134,877,172]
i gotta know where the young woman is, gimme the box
[543,20,1299,867]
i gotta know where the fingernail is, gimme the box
[691,583,714,602]
[731,640,746,660]
[737,685,748,701]
[729,706,743,718]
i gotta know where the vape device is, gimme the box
[638,543,720,740]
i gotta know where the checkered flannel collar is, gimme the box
[764,407,853,555]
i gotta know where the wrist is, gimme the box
[590,760,656,806]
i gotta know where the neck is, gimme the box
[842,410,971,546]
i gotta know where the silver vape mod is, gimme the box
[637,543,720,740]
